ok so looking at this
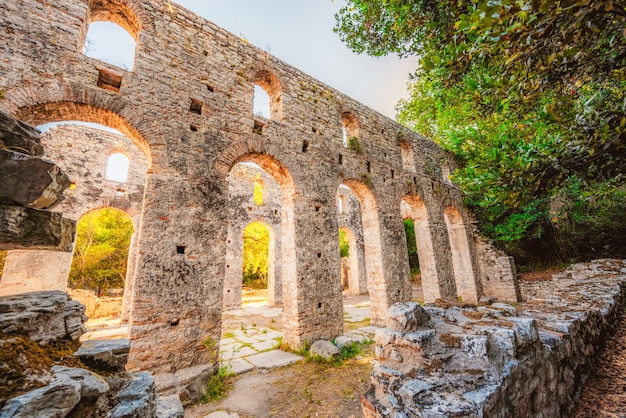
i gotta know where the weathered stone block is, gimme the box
[387,302,430,332]
[0,205,75,251]
[0,149,70,209]
[310,340,340,360]
[0,375,81,417]
[74,339,130,372]
[108,371,157,418]
[0,110,44,157]
[0,290,86,344]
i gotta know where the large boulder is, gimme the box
[310,340,340,360]
[0,374,82,417]
[107,372,157,418]
[74,339,130,373]
[0,110,44,157]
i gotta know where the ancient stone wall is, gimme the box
[364,259,626,417]
[0,0,517,373]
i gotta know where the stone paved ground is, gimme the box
[570,308,626,417]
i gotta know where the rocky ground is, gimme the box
[571,308,626,417]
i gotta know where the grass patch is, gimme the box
[201,365,234,403]
[222,331,235,339]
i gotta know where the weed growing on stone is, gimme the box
[223,331,235,339]
[201,365,234,403]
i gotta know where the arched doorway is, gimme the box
[401,196,441,302]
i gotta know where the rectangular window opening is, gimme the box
[176,246,186,254]
[190,98,203,115]
[253,120,264,135]
[96,69,122,93]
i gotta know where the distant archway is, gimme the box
[401,196,440,302]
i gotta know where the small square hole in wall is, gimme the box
[274,210,279,215]
[318,302,323,309]
[315,205,321,212]
[206,84,215,93]
[312,127,318,133]
[317,252,322,258]
[190,98,203,115]
[338,154,343,165]
[176,246,186,254]
[413,177,418,185]
[366,161,371,173]
[253,120,264,135]
[97,69,122,93]
[190,124,199,132]
[391,169,395,179]
[302,140,310,153]
[170,318,179,326]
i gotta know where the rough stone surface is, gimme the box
[74,339,130,372]
[108,371,157,418]
[0,374,81,417]
[364,259,626,417]
[0,109,44,157]
[310,340,341,360]
[0,290,86,344]
[386,302,430,332]
[0,0,518,373]
[244,350,302,368]
[0,205,75,252]
[156,394,184,418]
[0,148,71,210]
[51,365,109,399]
[334,333,370,348]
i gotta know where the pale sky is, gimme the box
[87,0,417,119]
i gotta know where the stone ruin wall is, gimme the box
[0,0,518,373]
[364,259,626,417]
[0,124,148,323]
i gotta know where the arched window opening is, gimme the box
[338,194,348,214]
[399,138,416,172]
[83,21,136,70]
[106,153,130,183]
[69,208,134,297]
[341,112,361,151]
[254,70,283,121]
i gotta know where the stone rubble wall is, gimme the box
[0,290,183,417]
[0,0,518,372]
[364,259,626,417]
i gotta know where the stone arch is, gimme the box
[83,0,152,42]
[220,149,299,344]
[340,179,387,325]
[444,206,480,303]
[254,69,284,121]
[401,196,440,302]
[8,92,153,167]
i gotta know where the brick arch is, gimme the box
[79,204,136,228]
[87,0,154,39]
[6,84,154,167]
[215,137,289,184]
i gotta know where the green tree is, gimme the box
[339,229,350,258]
[69,208,134,295]
[335,0,626,264]
[242,222,270,288]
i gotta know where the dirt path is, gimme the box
[570,309,626,417]
[185,344,374,418]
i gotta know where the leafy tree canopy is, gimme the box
[242,222,270,288]
[69,208,134,295]
[335,0,626,263]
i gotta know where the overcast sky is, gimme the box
[86,1,416,119]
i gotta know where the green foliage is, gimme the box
[403,219,420,273]
[68,208,133,295]
[339,229,350,258]
[347,136,362,153]
[242,222,269,288]
[335,0,626,265]
[201,365,234,403]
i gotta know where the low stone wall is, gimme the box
[364,259,626,417]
